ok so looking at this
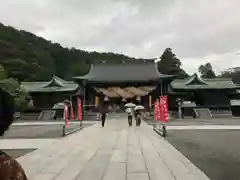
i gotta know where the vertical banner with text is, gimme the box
[77,97,82,121]
[160,96,169,122]
[64,104,69,128]
[70,101,75,120]
[154,99,160,121]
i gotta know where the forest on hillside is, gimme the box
[0,23,152,108]
[0,23,239,108]
[0,23,150,81]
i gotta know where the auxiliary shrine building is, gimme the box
[21,75,81,109]
[169,73,238,108]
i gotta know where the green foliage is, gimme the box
[0,78,19,92]
[0,65,28,109]
[0,64,6,80]
[219,68,240,84]
[198,63,216,78]
[219,71,233,78]
[0,78,29,110]
[157,48,188,78]
[0,23,143,81]
[14,90,29,109]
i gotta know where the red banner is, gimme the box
[77,97,82,121]
[160,96,169,122]
[159,97,162,121]
[70,101,75,120]
[154,100,159,121]
[157,100,160,121]
[64,104,69,128]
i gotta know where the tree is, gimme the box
[198,63,216,78]
[1,22,150,81]
[219,68,240,84]
[0,78,29,110]
[218,70,232,78]
[0,64,29,109]
[157,48,188,78]
[0,64,7,80]
[2,58,30,81]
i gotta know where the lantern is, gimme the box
[104,96,109,101]
[95,96,100,107]
[136,96,141,101]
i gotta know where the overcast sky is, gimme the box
[0,0,240,74]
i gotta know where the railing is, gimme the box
[62,121,83,137]
[13,108,84,137]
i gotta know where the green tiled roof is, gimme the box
[171,73,237,90]
[21,76,79,92]
[74,60,173,82]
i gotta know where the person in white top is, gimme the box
[126,107,133,126]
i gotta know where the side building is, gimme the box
[21,75,81,109]
[169,73,238,108]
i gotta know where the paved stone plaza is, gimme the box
[17,118,210,180]
[166,129,240,180]
[1,121,94,139]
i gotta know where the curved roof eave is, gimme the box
[73,61,173,81]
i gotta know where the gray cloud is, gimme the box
[0,0,239,73]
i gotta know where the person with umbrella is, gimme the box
[125,103,135,126]
[134,105,144,126]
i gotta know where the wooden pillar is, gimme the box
[160,83,163,95]
[82,80,87,120]
[95,96,100,107]
[149,95,152,109]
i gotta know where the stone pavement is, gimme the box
[12,121,94,126]
[17,118,210,180]
[0,139,56,149]
[167,125,240,130]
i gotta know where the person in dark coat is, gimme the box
[135,109,142,126]
[100,103,108,127]
[126,107,133,126]
[0,88,28,180]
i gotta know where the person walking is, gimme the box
[100,103,107,127]
[126,107,133,126]
[0,88,28,180]
[176,98,183,119]
[135,110,142,126]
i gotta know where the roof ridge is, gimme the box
[185,73,207,85]
[73,61,173,82]
[93,59,155,65]
[42,77,64,88]
[203,78,232,81]
[52,75,67,83]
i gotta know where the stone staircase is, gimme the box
[38,110,56,121]
[210,110,232,118]
[18,112,40,121]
